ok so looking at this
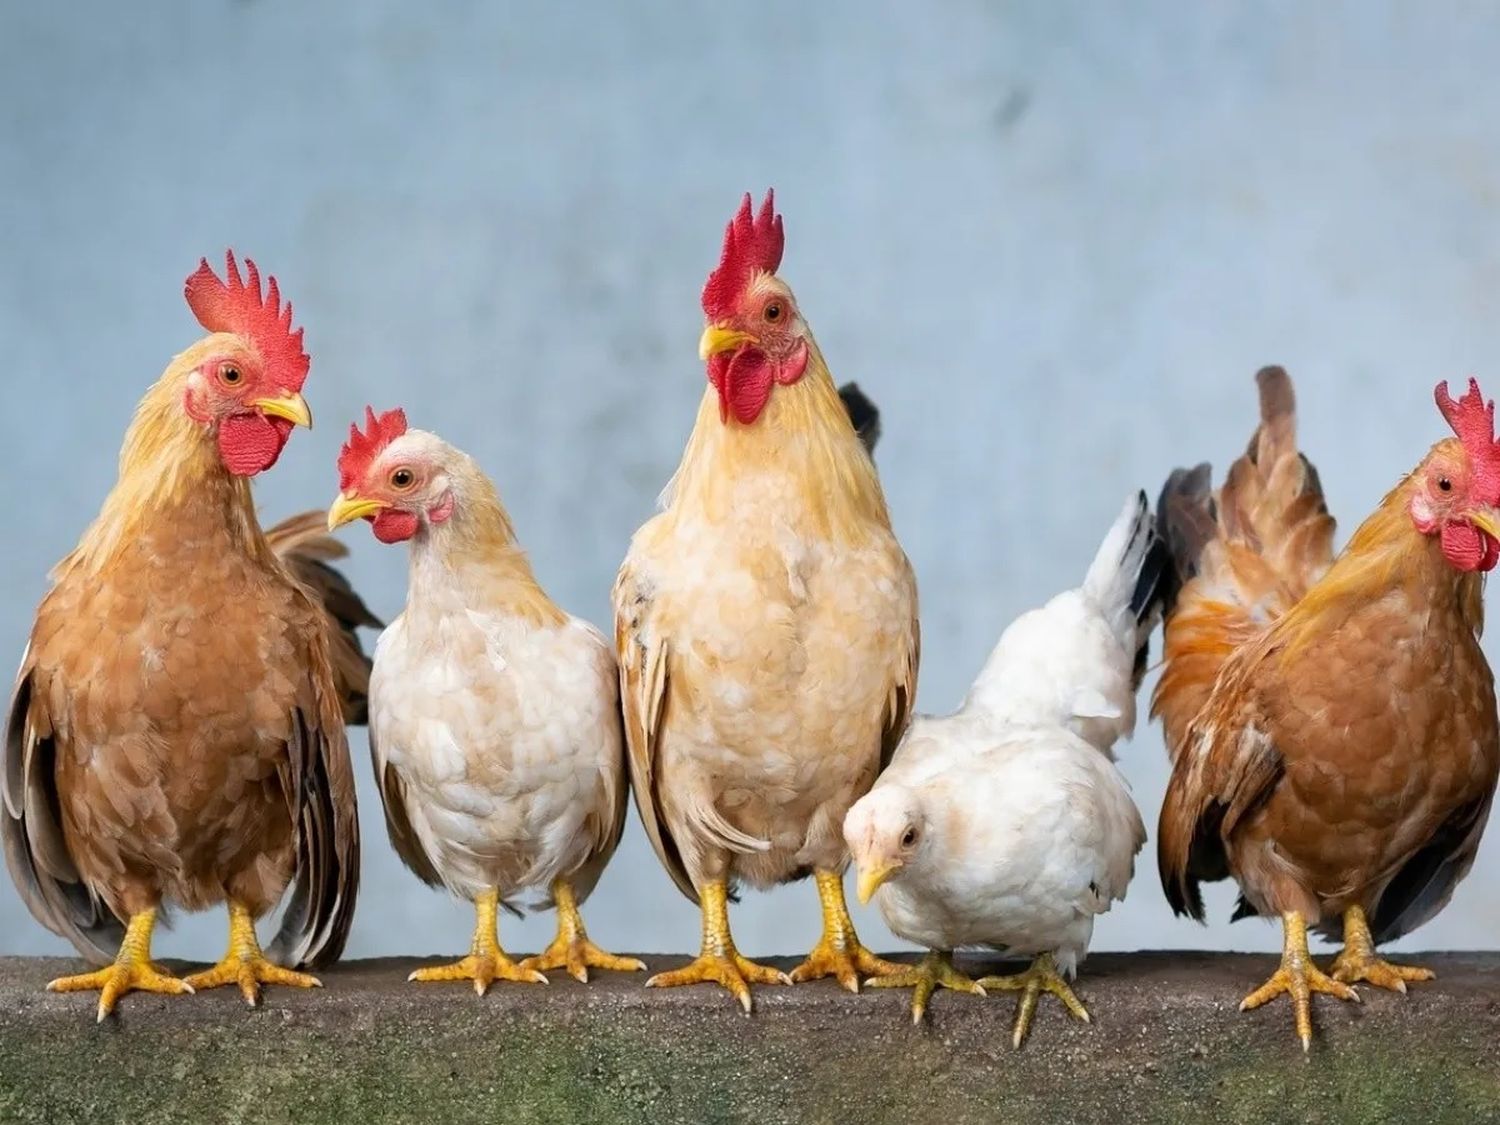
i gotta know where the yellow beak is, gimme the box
[856,861,900,905]
[327,492,387,531]
[251,391,313,429]
[1470,508,1500,541]
[698,324,755,361]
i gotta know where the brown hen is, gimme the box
[1154,366,1500,1050]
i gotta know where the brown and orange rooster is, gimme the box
[2,253,375,1020]
[1153,366,1500,1050]
[614,191,919,1012]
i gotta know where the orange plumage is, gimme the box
[1153,366,1500,1048]
[2,254,376,1020]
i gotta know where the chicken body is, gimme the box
[846,493,1162,1040]
[617,193,918,1010]
[4,258,369,1021]
[1154,367,1500,1050]
[335,422,638,991]
[623,383,915,894]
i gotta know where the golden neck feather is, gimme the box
[661,336,890,542]
[1280,472,1484,652]
[69,337,268,576]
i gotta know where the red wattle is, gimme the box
[706,342,808,426]
[1440,521,1500,572]
[218,413,293,476]
[371,509,420,543]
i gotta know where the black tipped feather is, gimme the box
[838,382,881,456]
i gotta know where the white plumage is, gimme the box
[845,492,1167,1037]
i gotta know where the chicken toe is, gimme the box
[978,952,1090,1048]
[789,870,904,991]
[185,901,322,1005]
[406,889,545,996]
[643,881,788,1013]
[519,879,645,983]
[1239,912,1359,1051]
[47,909,193,1021]
[1329,905,1436,994]
[867,949,985,1024]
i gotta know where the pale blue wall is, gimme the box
[3,1,1498,962]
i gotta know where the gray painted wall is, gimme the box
[3,1,1498,963]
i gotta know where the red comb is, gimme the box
[339,406,408,490]
[1435,378,1500,501]
[184,250,309,392]
[701,190,785,320]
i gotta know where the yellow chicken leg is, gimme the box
[519,879,646,983]
[978,952,1091,1048]
[185,900,322,1006]
[1239,911,1360,1051]
[646,880,789,1014]
[47,908,194,1022]
[409,888,547,995]
[866,949,986,1024]
[1330,904,1435,993]
[789,869,904,991]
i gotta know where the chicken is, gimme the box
[1153,366,1500,1050]
[2,252,373,1020]
[327,408,641,993]
[614,191,920,1012]
[846,493,1165,1041]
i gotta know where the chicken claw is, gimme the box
[789,870,904,991]
[1329,905,1435,994]
[644,880,788,1013]
[47,908,192,1022]
[519,879,646,983]
[978,952,1089,1048]
[186,900,321,1005]
[867,949,986,1024]
[1239,911,1359,1051]
[408,888,545,996]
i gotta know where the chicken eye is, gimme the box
[764,301,783,323]
[900,827,918,849]
[1439,477,1453,492]
[219,364,243,386]
[390,467,416,490]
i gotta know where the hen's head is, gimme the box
[844,785,928,905]
[698,190,810,425]
[328,407,457,544]
[1409,378,1500,571]
[181,251,312,476]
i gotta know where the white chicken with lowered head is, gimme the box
[844,492,1168,1043]
[328,407,642,994]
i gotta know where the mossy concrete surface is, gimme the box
[1,951,1497,1125]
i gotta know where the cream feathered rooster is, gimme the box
[614,191,920,1012]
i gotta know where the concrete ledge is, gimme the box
[2,952,1497,1124]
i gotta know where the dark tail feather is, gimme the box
[1154,463,1215,620]
[838,382,881,456]
[1128,509,1175,691]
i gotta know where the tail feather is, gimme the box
[1151,367,1335,765]
[838,382,881,456]
[1082,491,1174,690]
[267,512,382,726]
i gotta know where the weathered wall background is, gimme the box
[2,1,1499,964]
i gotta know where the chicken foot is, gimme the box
[978,952,1091,1048]
[645,880,789,1014]
[790,869,905,991]
[186,900,322,1005]
[47,908,194,1022]
[866,948,986,1024]
[1239,911,1359,1051]
[408,887,546,996]
[519,878,646,983]
[1330,904,1435,993]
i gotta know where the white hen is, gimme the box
[844,492,1167,1042]
[329,409,641,993]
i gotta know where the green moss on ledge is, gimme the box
[1,952,1496,1124]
